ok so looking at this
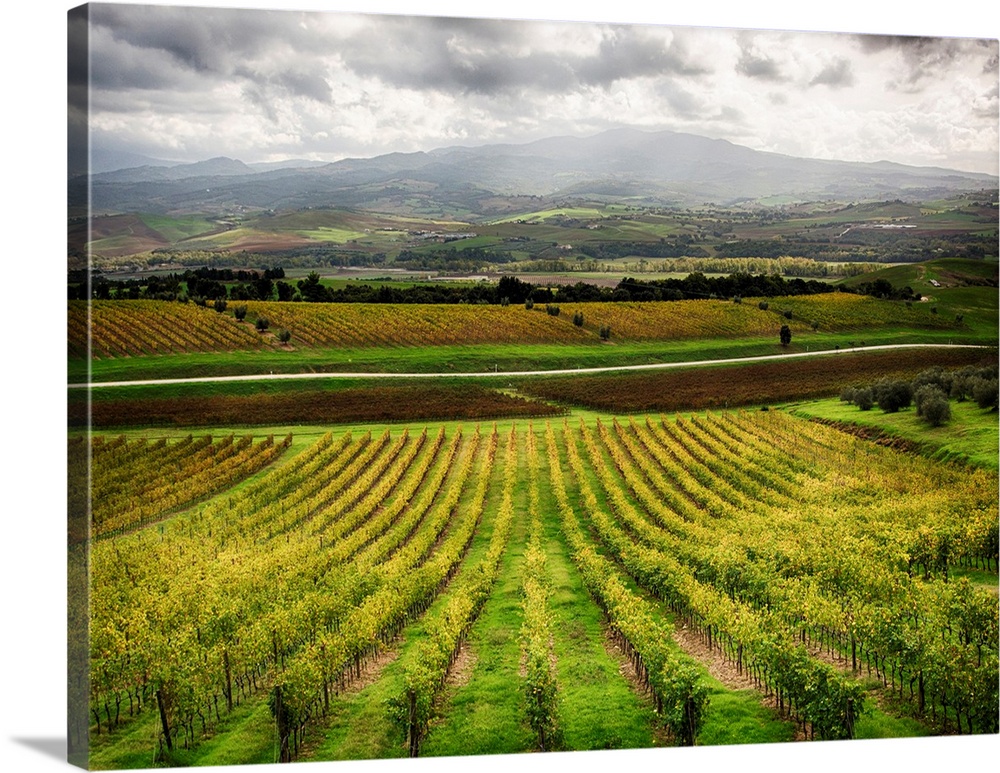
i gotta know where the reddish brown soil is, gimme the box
[520,348,994,412]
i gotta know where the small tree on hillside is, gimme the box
[233,304,248,322]
[874,378,913,413]
[973,377,999,411]
[779,325,792,346]
[255,316,270,332]
[277,329,292,344]
[915,386,951,427]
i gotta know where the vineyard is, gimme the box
[78,410,999,769]
[520,347,994,413]
[69,293,964,360]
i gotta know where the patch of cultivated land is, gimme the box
[71,256,999,766]
[78,407,998,768]
[71,292,980,361]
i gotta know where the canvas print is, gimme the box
[67,2,999,770]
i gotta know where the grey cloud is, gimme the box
[233,66,333,104]
[88,4,333,92]
[651,80,710,119]
[983,48,999,74]
[973,82,999,119]
[810,59,855,88]
[856,34,970,90]
[576,27,711,85]
[338,17,709,96]
[87,7,712,103]
[277,71,333,103]
[90,5,301,74]
[734,34,787,82]
[241,83,279,123]
[736,52,786,81]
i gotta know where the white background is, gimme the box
[2,2,997,772]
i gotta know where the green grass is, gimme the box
[85,689,280,770]
[695,685,796,746]
[71,326,995,386]
[792,397,999,470]
[532,441,660,751]
[295,226,368,243]
[419,478,537,756]
[138,213,219,243]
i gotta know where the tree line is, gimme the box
[72,266,913,307]
[840,365,999,426]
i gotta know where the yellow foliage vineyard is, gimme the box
[69,292,956,358]
[80,410,997,762]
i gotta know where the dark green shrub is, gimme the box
[920,390,951,427]
[874,378,912,413]
[972,377,999,411]
[854,387,874,411]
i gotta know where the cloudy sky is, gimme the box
[71,1,999,175]
[0,6,997,773]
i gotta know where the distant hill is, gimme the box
[91,157,256,184]
[248,159,332,172]
[74,148,181,177]
[72,128,998,217]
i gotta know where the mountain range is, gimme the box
[71,128,998,218]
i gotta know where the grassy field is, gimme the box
[792,397,999,469]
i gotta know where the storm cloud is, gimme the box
[77,3,999,176]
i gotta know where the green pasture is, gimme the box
[137,213,219,242]
[792,397,999,470]
[71,323,994,386]
[177,227,258,250]
[294,226,368,243]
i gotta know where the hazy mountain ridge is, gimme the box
[74,129,998,217]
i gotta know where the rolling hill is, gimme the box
[71,128,998,218]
